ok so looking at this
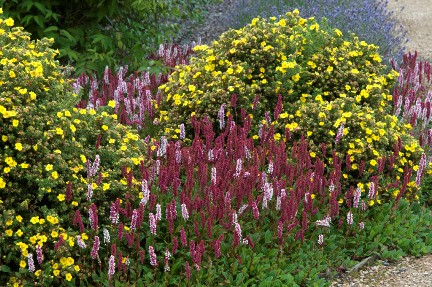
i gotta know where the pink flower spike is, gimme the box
[347,211,353,225]
[91,236,100,259]
[149,213,157,235]
[28,253,35,272]
[149,246,158,267]
[108,255,116,280]
[181,203,189,221]
[36,245,43,265]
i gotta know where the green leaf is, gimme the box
[264,230,272,244]
[0,265,11,273]
[44,26,59,33]
[91,272,99,282]
[33,2,47,14]
[33,15,46,29]
[60,29,76,43]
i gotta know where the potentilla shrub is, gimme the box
[0,10,150,284]
[227,0,408,65]
[157,10,423,199]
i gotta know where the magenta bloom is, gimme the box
[36,245,43,265]
[91,236,100,259]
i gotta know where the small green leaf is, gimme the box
[0,265,11,273]
[44,26,58,33]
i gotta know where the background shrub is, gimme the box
[0,0,219,75]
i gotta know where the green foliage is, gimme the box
[0,0,218,75]
[157,10,423,200]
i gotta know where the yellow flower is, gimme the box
[53,269,60,276]
[52,171,59,179]
[57,194,65,201]
[5,18,14,26]
[30,216,40,224]
[51,231,59,238]
[0,177,6,188]
[56,127,64,135]
[20,260,26,268]
[66,273,72,281]
[188,85,196,92]
[278,18,286,27]
[45,164,53,171]
[102,125,108,130]
[108,100,116,108]
[20,163,29,168]
[16,229,23,237]
[74,265,80,272]
[12,119,19,127]
[70,124,76,133]
[16,215,23,222]
[15,143,22,151]
[292,74,300,82]
[309,152,316,158]
[5,229,13,236]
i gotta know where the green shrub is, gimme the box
[0,11,150,284]
[157,10,423,201]
[0,0,219,75]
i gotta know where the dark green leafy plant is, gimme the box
[0,0,219,75]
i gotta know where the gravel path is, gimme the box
[331,254,432,286]
[387,0,432,61]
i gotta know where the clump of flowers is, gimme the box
[0,9,150,285]
[157,10,423,199]
[158,10,395,137]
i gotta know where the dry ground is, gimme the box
[387,0,432,61]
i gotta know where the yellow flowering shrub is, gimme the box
[158,10,396,138]
[0,10,149,285]
[157,9,422,201]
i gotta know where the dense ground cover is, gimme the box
[1,2,432,287]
